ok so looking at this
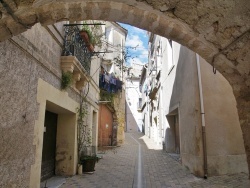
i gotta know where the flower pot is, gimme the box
[80,31,90,44]
[87,44,95,52]
[80,156,97,172]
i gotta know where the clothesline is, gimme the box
[99,73,123,93]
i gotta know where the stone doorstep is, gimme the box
[40,176,66,188]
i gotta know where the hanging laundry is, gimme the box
[116,80,122,90]
[104,74,110,83]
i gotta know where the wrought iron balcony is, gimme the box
[62,25,92,74]
[149,80,159,100]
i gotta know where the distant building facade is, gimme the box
[125,62,144,132]
[98,22,127,146]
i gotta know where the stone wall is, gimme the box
[0,30,63,187]
[0,21,100,187]
[114,89,126,145]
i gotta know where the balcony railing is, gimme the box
[62,25,92,73]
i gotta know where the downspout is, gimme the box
[125,98,127,132]
[196,54,208,179]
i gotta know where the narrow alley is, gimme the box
[60,132,250,188]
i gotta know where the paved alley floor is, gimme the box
[60,132,250,188]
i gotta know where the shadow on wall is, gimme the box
[164,46,186,153]
[164,45,247,177]
[126,100,141,132]
[164,45,204,176]
[142,113,146,134]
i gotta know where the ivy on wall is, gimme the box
[100,89,115,107]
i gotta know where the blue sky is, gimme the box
[119,23,148,66]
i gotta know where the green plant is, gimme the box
[77,99,90,163]
[77,97,99,173]
[100,89,115,106]
[80,155,99,173]
[61,71,73,89]
[81,25,93,43]
[81,21,104,48]
[113,45,137,73]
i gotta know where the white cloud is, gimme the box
[126,35,143,48]
[120,24,149,66]
[126,35,147,52]
[138,53,148,60]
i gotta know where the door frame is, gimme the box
[30,79,79,187]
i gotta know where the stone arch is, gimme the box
[0,0,249,175]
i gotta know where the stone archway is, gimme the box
[0,0,249,174]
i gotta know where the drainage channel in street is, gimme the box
[130,134,146,188]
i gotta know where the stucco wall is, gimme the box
[200,57,247,175]
[166,45,204,176]
[160,38,247,176]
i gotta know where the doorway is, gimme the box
[166,109,181,162]
[174,115,180,154]
[41,111,58,181]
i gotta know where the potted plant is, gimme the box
[77,98,98,174]
[87,43,95,52]
[80,147,99,173]
[79,25,95,52]
[80,25,92,44]
[79,30,90,44]
[79,22,104,52]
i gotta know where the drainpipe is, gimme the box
[196,54,208,179]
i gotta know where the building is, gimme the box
[0,20,125,187]
[0,1,250,172]
[140,33,248,177]
[125,62,144,132]
[98,22,127,146]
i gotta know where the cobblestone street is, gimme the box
[61,132,250,188]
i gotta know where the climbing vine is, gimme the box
[100,89,115,107]
[77,95,91,163]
